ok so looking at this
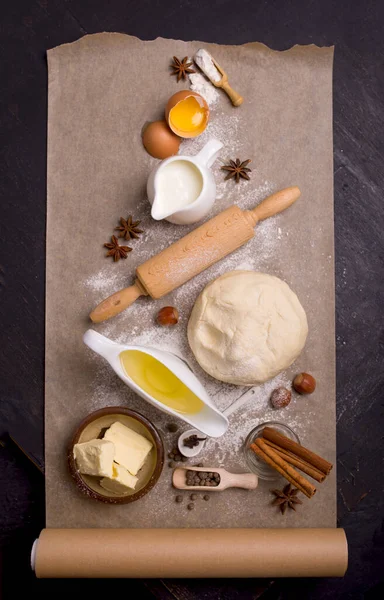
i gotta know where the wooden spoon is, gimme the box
[172,466,258,492]
[211,59,244,107]
[194,49,244,106]
[194,49,243,107]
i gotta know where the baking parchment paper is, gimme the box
[46,33,335,528]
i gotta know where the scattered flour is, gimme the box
[180,111,242,158]
[83,104,310,474]
[84,185,301,467]
[85,269,121,294]
[188,72,220,107]
[194,49,221,83]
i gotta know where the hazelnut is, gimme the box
[270,387,291,409]
[293,372,316,394]
[156,306,179,326]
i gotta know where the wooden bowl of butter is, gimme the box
[68,407,164,503]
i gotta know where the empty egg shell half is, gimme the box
[165,90,209,139]
[142,120,181,159]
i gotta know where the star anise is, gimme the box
[115,216,143,241]
[270,484,303,515]
[104,235,131,262]
[221,158,252,183]
[170,56,195,82]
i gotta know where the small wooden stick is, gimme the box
[211,59,243,107]
[251,440,316,499]
[262,427,333,476]
[262,439,326,483]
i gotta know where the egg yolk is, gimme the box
[169,96,207,133]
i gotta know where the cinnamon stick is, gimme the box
[262,427,333,476]
[250,439,316,498]
[263,439,326,483]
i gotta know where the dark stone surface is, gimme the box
[0,0,383,598]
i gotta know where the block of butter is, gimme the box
[104,422,153,476]
[73,439,115,478]
[100,463,138,495]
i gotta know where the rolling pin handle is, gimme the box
[247,186,301,226]
[90,279,147,323]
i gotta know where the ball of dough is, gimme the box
[188,271,308,385]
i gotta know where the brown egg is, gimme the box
[165,90,209,138]
[142,120,181,159]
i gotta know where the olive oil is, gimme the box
[120,350,204,415]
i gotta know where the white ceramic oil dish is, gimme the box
[83,330,228,438]
[147,138,223,224]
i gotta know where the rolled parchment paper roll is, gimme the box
[32,528,348,578]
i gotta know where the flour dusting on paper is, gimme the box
[188,72,220,106]
[45,33,336,530]
[83,103,300,469]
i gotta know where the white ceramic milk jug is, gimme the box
[147,138,223,225]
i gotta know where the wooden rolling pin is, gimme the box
[90,186,300,322]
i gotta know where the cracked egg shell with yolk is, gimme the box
[165,90,209,139]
